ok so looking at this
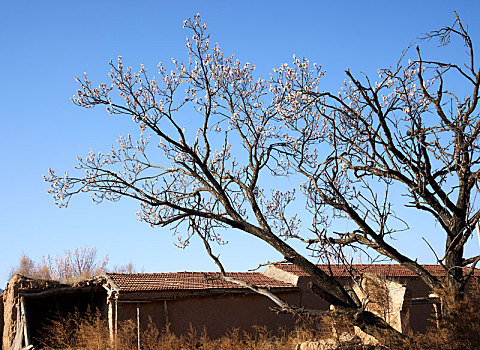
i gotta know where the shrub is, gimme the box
[10,247,109,282]
[405,280,480,350]
[39,308,109,349]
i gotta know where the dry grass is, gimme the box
[39,309,109,349]
[39,311,362,350]
[404,281,480,350]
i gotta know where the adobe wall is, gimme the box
[294,277,330,311]
[0,291,3,350]
[261,267,333,311]
[2,276,23,350]
[283,273,436,333]
[117,291,301,338]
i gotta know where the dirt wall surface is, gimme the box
[0,291,3,349]
[352,273,411,333]
[2,276,37,350]
[116,291,301,339]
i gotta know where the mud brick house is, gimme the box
[1,271,298,349]
[102,272,298,340]
[2,264,478,349]
[263,263,480,333]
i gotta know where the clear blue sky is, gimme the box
[1,1,480,287]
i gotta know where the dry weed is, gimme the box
[38,294,480,350]
[39,308,109,349]
[403,280,480,350]
[39,311,343,350]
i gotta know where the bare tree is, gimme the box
[45,14,478,342]
[110,261,137,274]
[272,12,480,300]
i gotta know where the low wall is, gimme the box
[116,291,301,338]
[0,291,3,349]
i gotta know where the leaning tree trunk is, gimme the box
[353,310,406,348]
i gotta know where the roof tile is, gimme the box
[107,272,294,292]
[272,264,480,277]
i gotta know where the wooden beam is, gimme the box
[116,300,151,304]
[19,285,101,298]
[115,287,298,302]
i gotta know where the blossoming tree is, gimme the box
[46,14,480,342]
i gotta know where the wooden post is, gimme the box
[11,303,23,350]
[115,298,118,341]
[164,300,169,331]
[136,303,141,350]
[107,299,114,345]
[107,294,119,349]
[20,297,30,347]
[432,303,440,330]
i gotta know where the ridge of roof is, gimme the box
[270,263,480,277]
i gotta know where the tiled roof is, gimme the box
[107,272,295,292]
[271,264,480,277]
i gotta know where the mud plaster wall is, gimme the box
[295,276,331,311]
[0,292,3,349]
[286,272,438,334]
[2,277,21,350]
[116,291,301,339]
[354,276,431,333]
[352,274,410,333]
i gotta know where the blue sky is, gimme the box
[1,1,480,287]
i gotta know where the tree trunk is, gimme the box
[444,228,465,295]
[353,310,406,348]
